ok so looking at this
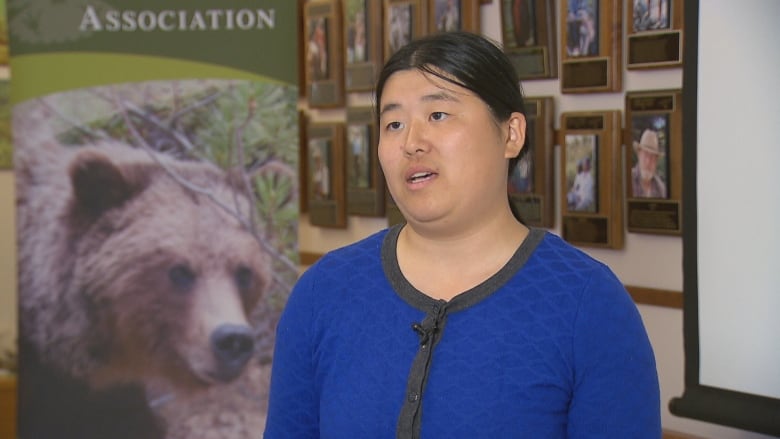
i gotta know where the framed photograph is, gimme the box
[500,0,558,80]
[630,114,669,199]
[564,134,599,213]
[344,0,384,92]
[625,89,683,235]
[346,107,386,216]
[560,110,623,249]
[304,0,345,108]
[560,0,622,93]
[383,0,428,62]
[627,0,683,69]
[429,0,481,33]
[509,96,555,228]
[306,122,347,228]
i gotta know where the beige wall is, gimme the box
[0,2,774,438]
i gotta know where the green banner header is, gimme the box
[8,0,298,102]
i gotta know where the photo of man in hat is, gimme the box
[631,126,668,198]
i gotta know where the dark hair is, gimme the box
[374,31,529,222]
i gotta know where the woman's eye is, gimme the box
[430,112,448,121]
[386,121,402,131]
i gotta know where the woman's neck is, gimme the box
[396,214,529,301]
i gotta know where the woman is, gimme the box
[265,31,660,438]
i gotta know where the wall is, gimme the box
[0,1,774,438]
[296,2,773,439]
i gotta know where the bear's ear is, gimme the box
[69,150,145,217]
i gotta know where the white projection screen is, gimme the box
[669,1,780,436]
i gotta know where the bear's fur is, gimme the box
[14,100,272,439]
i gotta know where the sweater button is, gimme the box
[408,392,419,402]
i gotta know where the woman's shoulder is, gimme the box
[294,227,393,295]
[282,227,397,327]
[529,230,628,301]
[313,227,390,267]
[532,230,610,272]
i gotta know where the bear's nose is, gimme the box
[210,323,255,381]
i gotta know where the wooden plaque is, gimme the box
[627,0,684,69]
[500,0,558,80]
[343,0,384,92]
[560,0,622,93]
[383,0,429,62]
[509,96,555,228]
[306,122,347,228]
[624,89,683,235]
[304,0,345,108]
[560,110,623,248]
[346,107,385,216]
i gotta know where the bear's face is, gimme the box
[65,149,272,390]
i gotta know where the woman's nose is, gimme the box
[402,120,430,157]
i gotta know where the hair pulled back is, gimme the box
[374,31,530,222]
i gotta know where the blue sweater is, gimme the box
[265,226,661,438]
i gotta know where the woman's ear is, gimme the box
[504,112,526,158]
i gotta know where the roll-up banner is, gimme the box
[9,1,299,438]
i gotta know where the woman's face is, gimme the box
[377,68,525,229]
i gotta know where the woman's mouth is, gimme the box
[407,171,435,183]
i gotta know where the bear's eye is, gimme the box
[168,264,196,291]
[235,266,253,291]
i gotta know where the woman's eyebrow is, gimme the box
[379,102,401,119]
[380,91,461,118]
[421,91,460,104]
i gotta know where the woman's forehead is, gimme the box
[382,69,471,101]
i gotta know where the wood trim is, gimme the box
[0,375,17,439]
[300,252,683,309]
[663,429,707,439]
[626,285,683,309]
[299,251,323,267]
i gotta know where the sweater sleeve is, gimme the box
[567,266,662,438]
[263,265,321,439]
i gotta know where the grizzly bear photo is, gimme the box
[13,82,298,439]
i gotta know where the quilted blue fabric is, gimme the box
[264,226,661,438]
